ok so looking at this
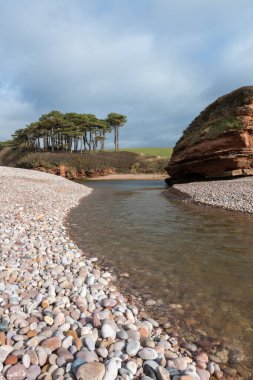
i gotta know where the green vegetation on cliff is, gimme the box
[176,117,243,150]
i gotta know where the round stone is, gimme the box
[76,350,99,362]
[40,337,61,351]
[117,329,128,340]
[56,347,74,362]
[5,355,18,365]
[36,348,48,366]
[196,368,211,380]
[54,313,65,326]
[26,365,41,380]
[145,299,157,306]
[22,353,31,368]
[173,357,188,371]
[101,319,117,340]
[71,358,86,374]
[103,359,118,380]
[96,347,108,358]
[6,364,27,380]
[44,316,54,326]
[41,300,49,309]
[74,362,105,380]
[126,341,140,357]
[0,346,13,363]
[157,366,171,380]
[126,360,138,375]
[138,348,158,360]
[102,298,117,308]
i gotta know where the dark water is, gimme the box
[68,180,253,372]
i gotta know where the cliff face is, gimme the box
[166,86,253,181]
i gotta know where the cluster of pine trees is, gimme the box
[12,111,127,152]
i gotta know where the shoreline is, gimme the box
[168,177,253,214]
[87,173,167,181]
[0,167,247,379]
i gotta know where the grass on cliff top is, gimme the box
[107,147,173,158]
[176,117,244,151]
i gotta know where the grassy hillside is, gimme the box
[108,148,173,158]
[0,147,28,167]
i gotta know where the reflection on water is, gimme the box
[68,180,253,369]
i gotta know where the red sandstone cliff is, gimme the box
[166,86,253,182]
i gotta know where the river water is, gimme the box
[68,179,253,372]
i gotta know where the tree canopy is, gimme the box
[12,111,127,153]
[106,113,127,151]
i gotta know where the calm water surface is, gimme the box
[68,180,253,369]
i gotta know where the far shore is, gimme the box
[88,173,168,180]
[171,176,253,214]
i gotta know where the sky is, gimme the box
[1,0,253,148]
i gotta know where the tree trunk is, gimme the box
[114,127,117,152]
[80,136,83,154]
[114,127,119,151]
[89,130,92,152]
[102,131,105,150]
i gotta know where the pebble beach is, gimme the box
[0,166,245,380]
[173,177,253,214]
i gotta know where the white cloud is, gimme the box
[0,86,37,140]
[0,0,253,146]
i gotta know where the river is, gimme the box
[67,179,253,373]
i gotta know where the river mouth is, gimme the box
[67,179,253,375]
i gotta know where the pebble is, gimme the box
[40,337,62,351]
[54,313,65,326]
[126,360,138,375]
[196,368,210,380]
[6,364,27,380]
[74,362,105,380]
[76,350,98,362]
[26,365,41,380]
[145,299,157,306]
[101,318,117,340]
[0,346,14,363]
[173,357,188,371]
[84,335,96,351]
[5,355,18,365]
[103,359,119,380]
[96,348,108,358]
[102,298,117,308]
[37,348,48,366]
[126,341,141,357]
[138,348,158,360]
[22,354,30,368]
[157,366,171,380]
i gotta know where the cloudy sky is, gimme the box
[1,0,253,147]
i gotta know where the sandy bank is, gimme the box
[172,176,253,214]
[89,173,167,181]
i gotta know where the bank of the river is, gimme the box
[90,173,167,180]
[0,167,246,380]
[171,177,253,214]
[0,148,168,181]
